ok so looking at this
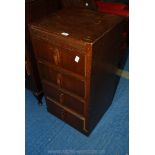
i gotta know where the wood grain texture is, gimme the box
[29,9,125,135]
[25,0,61,102]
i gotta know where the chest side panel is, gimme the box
[89,21,124,131]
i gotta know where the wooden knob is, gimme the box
[53,48,59,65]
[57,73,62,87]
[60,93,64,104]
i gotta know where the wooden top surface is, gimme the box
[30,9,124,43]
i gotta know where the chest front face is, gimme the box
[30,31,91,134]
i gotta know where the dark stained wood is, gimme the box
[46,97,84,132]
[44,82,84,115]
[29,8,125,135]
[38,62,85,98]
[89,21,123,131]
[25,0,61,103]
[32,37,85,76]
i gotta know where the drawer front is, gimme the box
[46,98,62,119]
[32,38,59,65]
[59,48,85,76]
[38,63,85,98]
[61,93,84,115]
[38,63,58,85]
[61,74,85,98]
[46,98,84,131]
[43,82,60,102]
[32,37,85,76]
[44,83,84,115]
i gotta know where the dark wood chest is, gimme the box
[29,9,124,135]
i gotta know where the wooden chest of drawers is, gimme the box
[29,8,124,135]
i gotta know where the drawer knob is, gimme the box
[60,93,64,104]
[53,48,59,65]
[57,78,61,86]
[57,74,62,87]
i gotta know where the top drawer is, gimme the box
[32,37,85,76]
[32,38,59,65]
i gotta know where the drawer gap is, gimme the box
[43,80,86,102]
[38,60,85,81]
[46,96,85,120]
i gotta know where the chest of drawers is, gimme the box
[29,9,124,135]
